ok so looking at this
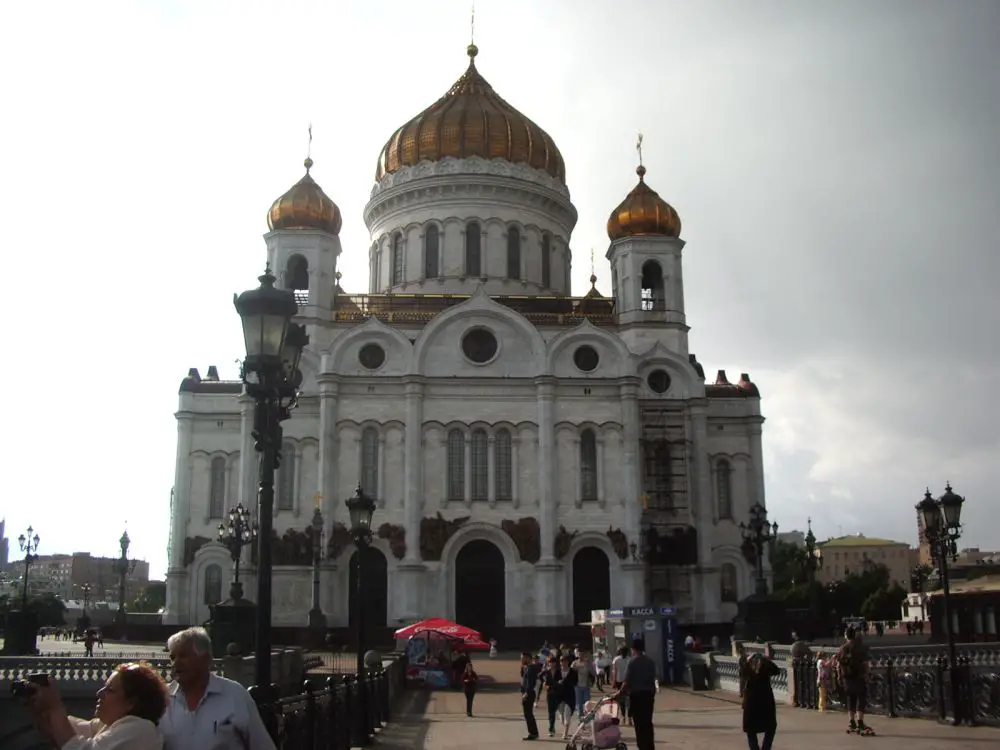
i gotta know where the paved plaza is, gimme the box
[372,657,1000,750]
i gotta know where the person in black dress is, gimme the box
[741,652,779,750]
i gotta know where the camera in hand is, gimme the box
[11,673,50,698]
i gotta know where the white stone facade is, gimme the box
[164,155,766,631]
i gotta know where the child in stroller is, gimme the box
[565,697,627,750]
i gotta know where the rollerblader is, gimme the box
[838,627,875,736]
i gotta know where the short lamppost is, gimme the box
[916,483,966,724]
[112,531,138,637]
[741,503,778,596]
[210,502,258,657]
[234,267,308,691]
[346,485,376,747]
[734,503,783,642]
[80,582,93,614]
[2,526,41,655]
[307,501,327,632]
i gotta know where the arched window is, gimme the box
[391,233,403,285]
[506,227,521,280]
[424,225,440,279]
[361,428,379,498]
[208,457,226,519]
[641,260,665,311]
[717,459,733,520]
[471,429,488,501]
[286,255,309,291]
[204,564,223,605]
[465,222,481,277]
[580,429,598,501]
[278,442,295,511]
[495,428,512,501]
[447,429,465,501]
[720,563,738,603]
[541,235,552,288]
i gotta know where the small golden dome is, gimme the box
[607,165,681,241]
[375,46,566,183]
[267,158,343,235]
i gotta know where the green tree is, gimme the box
[24,593,67,627]
[769,540,811,591]
[130,582,166,614]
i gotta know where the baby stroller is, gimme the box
[565,697,627,750]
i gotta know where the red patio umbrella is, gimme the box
[394,618,484,645]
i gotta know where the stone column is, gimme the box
[748,418,766,508]
[534,377,561,625]
[596,437,606,508]
[618,380,645,608]
[237,394,257,511]
[511,436,521,508]
[165,411,195,625]
[487,435,496,507]
[572,437,582,509]
[463,436,472,507]
[690,403,719,622]
[317,378,340,522]
[399,377,427,621]
[293,445,304,517]
[377,434,387,508]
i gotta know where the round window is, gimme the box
[461,328,499,364]
[573,345,600,372]
[647,369,671,394]
[358,343,386,370]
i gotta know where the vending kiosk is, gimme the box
[606,606,686,685]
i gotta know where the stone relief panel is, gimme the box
[184,536,213,567]
[377,523,406,560]
[501,517,541,564]
[420,513,470,561]
[553,525,579,561]
[605,527,629,560]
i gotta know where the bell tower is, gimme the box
[264,151,343,315]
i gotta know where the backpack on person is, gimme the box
[839,642,863,681]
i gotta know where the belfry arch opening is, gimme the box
[285,254,309,291]
[641,260,665,311]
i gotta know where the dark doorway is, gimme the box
[455,539,505,638]
[348,547,388,630]
[572,547,611,625]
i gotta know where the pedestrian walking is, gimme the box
[462,662,478,717]
[612,639,656,750]
[520,652,542,741]
[741,652,779,750]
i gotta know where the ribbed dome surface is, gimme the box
[607,165,681,240]
[375,45,566,184]
[267,158,342,235]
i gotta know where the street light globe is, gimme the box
[938,482,964,531]
[233,268,299,371]
[916,489,942,538]
[346,485,376,536]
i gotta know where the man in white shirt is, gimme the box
[160,627,277,750]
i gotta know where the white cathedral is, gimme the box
[164,44,766,634]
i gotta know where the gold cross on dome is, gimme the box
[636,132,644,167]
[313,492,323,510]
[470,2,475,45]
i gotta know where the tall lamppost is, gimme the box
[80,583,92,614]
[234,267,308,690]
[112,531,138,635]
[17,526,41,608]
[308,501,327,631]
[740,503,778,596]
[916,483,966,724]
[346,485,376,747]
[218,503,257,600]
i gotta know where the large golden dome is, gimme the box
[607,165,681,240]
[267,158,343,235]
[375,45,566,184]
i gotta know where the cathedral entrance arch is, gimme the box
[572,547,611,625]
[348,547,388,629]
[455,539,505,638]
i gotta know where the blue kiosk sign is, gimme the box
[607,606,684,684]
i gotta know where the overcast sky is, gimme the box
[1,1,997,580]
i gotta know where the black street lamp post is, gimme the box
[235,267,308,691]
[916,483,966,724]
[112,531,138,634]
[80,583,92,614]
[740,503,778,596]
[308,503,327,631]
[218,503,257,600]
[17,526,41,609]
[346,485,376,747]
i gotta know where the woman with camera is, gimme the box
[25,663,169,749]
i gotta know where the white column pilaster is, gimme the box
[464,436,472,507]
[317,378,340,524]
[596,437,606,508]
[619,381,642,542]
[511,437,520,509]
[238,395,256,511]
[403,379,425,562]
[165,410,195,624]
[536,378,557,560]
[573,437,583,509]
[487,435,496,507]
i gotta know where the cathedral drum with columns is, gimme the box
[163,44,766,634]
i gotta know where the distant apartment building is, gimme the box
[817,534,916,589]
[21,552,150,603]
